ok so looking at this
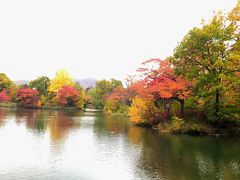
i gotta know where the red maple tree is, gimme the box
[105,79,149,107]
[0,90,11,102]
[136,58,193,116]
[17,88,39,108]
[56,86,80,107]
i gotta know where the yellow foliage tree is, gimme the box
[8,83,19,101]
[0,73,12,91]
[48,70,74,93]
[129,97,159,126]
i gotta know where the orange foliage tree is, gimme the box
[130,58,192,118]
[104,80,147,115]
[105,59,192,122]
[105,85,138,106]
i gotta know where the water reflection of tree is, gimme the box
[14,109,81,143]
[128,130,240,180]
[93,115,239,179]
[0,108,15,127]
[48,111,81,143]
[93,114,130,135]
[15,109,47,132]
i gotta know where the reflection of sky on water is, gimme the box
[0,108,239,180]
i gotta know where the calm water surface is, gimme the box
[0,108,239,180]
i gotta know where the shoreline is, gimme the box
[1,104,240,136]
[153,121,240,137]
[0,103,81,111]
[92,110,240,137]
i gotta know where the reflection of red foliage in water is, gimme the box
[0,90,11,102]
[17,88,39,107]
[0,109,9,126]
[49,111,79,142]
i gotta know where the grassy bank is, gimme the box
[154,116,240,136]
[0,102,80,111]
[103,111,129,117]
[0,102,17,108]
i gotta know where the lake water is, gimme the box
[0,108,239,180]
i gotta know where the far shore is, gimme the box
[0,102,81,111]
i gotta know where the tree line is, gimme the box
[0,70,87,109]
[89,2,240,132]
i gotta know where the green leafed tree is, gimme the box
[29,76,50,96]
[110,79,123,88]
[173,9,240,119]
[89,79,122,108]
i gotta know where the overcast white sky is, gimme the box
[0,0,237,82]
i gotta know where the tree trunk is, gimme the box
[180,99,184,117]
[215,89,220,117]
[163,99,167,111]
[167,103,171,120]
[166,99,174,120]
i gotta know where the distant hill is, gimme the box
[14,78,97,89]
[74,78,97,89]
[15,80,29,85]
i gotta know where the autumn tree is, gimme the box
[29,76,50,96]
[105,87,130,105]
[136,59,192,117]
[129,97,160,126]
[48,70,74,93]
[17,88,40,108]
[104,86,130,115]
[173,10,240,119]
[0,90,11,102]
[228,1,240,100]
[0,73,12,91]
[56,86,82,108]
[103,79,149,115]
[90,79,123,108]
[8,83,19,101]
[74,82,87,106]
